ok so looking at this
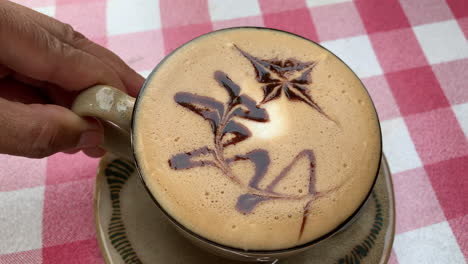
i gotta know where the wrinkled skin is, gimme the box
[0,0,144,158]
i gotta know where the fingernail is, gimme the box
[62,148,80,155]
[77,118,103,148]
[82,147,106,158]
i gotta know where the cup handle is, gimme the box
[71,85,135,160]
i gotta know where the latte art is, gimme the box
[134,28,381,250]
[168,47,343,241]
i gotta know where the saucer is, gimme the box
[94,154,395,263]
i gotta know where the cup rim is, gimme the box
[130,26,383,254]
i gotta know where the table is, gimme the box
[1,0,467,263]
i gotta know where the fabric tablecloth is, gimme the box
[1,0,467,263]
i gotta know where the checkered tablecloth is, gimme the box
[0,0,467,263]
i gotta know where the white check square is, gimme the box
[453,103,468,139]
[394,221,466,264]
[306,0,352,8]
[138,70,153,79]
[381,118,423,173]
[107,0,161,36]
[414,20,468,64]
[0,187,44,254]
[321,35,383,78]
[208,0,261,21]
[33,6,55,17]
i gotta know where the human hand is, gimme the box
[0,0,144,158]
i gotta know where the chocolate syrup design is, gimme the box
[235,45,331,121]
[169,47,339,240]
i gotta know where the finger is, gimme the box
[11,72,50,89]
[42,84,78,108]
[6,1,144,96]
[0,65,11,78]
[0,98,103,158]
[82,147,106,158]
[0,77,49,104]
[9,73,80,107]
[0,4,125,91]
[71,41,144,97]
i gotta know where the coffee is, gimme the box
[134,28,381,251]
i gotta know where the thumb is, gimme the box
[0,98,103,158]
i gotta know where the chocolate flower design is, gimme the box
[235,45,332,121]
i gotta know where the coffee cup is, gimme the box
[72,27,382,262]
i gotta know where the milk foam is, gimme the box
[134,28,381,250]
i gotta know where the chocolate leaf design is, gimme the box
[214,71,240,100]
[222,120,251,147]
[174,92,225,133]
[231,95,269,122]
[235,149,270,190]
[214,70,269,123]
[261,149,316,240]
[236,194,270,214]
[299,199,314,240]
[266,150,316,195]
[168,147,215,170]
[233,150,271,214]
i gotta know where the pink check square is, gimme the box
[386,66,450,116]
[55,0,107,40]
[212,16,264,30]
[311,2,366,42]
[56,0,104,3]
[425,156,468,219]
[42,239,103,264]
[258,0,306,14]
[399,0,454,26]
[46,152,99,185]
[163,23,213,54]
[262,7,318,41]
[392,167,446,234]
[0,249,42,264]
[354,0,410,33]
[449,215,468,260]
[42,179,96,247]
[432,58,468,105]
[10,0,54,8]
[370,28,428,73]
[458,17,468,39]
[0,155,47,192]
[160,0,211,28]
[107,30,165,71]
[405,107,468,165]
[361,75,401,121]
[446,0,468,18]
